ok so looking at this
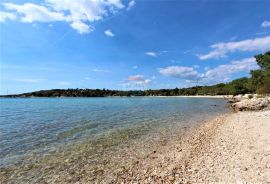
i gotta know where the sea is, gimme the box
[0,97,229,182]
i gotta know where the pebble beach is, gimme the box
[1,97,269,183]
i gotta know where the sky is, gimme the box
[0,0,270,95]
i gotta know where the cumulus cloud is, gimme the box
[0,11,16,22]
[1,0,125,34]
[159,57,259,84]
[45,0,124,21]
[159,66,202,81]
[199,35,270,60]
[261,20,270,28]
[124,75,151,86]
[127,0,135,11]
[3,3,66,23]
[104,29,114,37]
[203,57,259,83]
[145,52,157,57]
[71,21,92,34]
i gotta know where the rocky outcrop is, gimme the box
[231,97,270,111]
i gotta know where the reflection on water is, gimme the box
[0,97,229,182]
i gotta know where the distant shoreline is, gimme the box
[0,95,231,98]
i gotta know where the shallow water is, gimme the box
[0,97,229,180]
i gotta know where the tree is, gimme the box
[254,51,270,70]
[251,51,270,94]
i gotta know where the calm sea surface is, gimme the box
[0,97,229,168]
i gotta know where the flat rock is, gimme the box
[231,97,270,111]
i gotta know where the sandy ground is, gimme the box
[113,110,270,183]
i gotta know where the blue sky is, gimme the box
[0,0,270,95]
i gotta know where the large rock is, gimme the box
[231,97,270,111]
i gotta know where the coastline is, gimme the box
[0,95,231,98]
[0,98,228,183]
[1,112,228,183]
[1,97,269,183]
[113,110,270,183]
[149,95,231,98]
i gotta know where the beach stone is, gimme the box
[168,175,175,181]
[231,97,270,111]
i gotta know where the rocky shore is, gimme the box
[230,95,270,111]
[111,97,270,183]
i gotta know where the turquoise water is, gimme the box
[0,97,229,169]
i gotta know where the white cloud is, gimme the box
[0,11,16,22]
[3,3,66,23]
[203,57,259,83]
[46,0,124,21]
[159,66,202,81]
[93,68,110,72]
[104,29,114,37]
[199,35,270,60]
[106,0,125,9]
[127,74,144,81]
[71,21,92,34]
[58,81,71,85]
[159,57,259,84]
[136,79,151,86]
[127,0,135,11]
[261,20,270,28]
[145,52,157,57]
[15,78,44,83]
[124,74,151,86]
[84,77,92,81]
[132,65,138,69]
[1,0,125,34]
